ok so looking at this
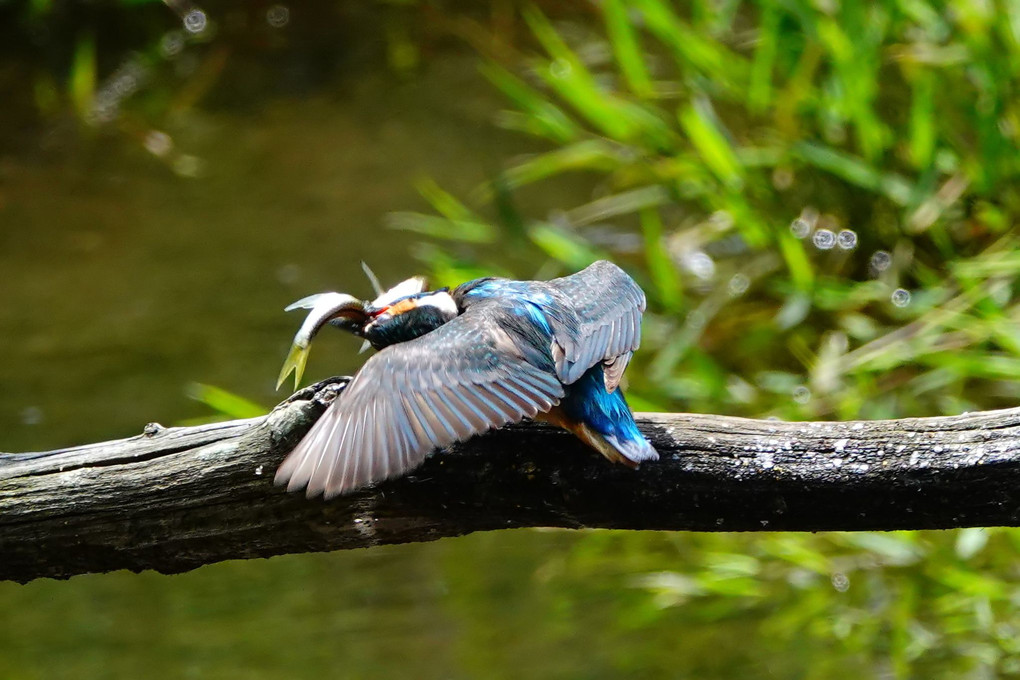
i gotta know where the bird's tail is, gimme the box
[543,364,658,467]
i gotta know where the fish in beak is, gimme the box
[276,273,432,391]
[276,293,367,391]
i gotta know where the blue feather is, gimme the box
[559,364,656,461]
[460,275,653,462]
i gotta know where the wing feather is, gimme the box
[475,383,521,421]
[461,388,505,424]
[438,389,474,439]
[602,351,632,392]
[334,410,362,494]
[276,303,565,498]
[393,397,417,470]
[543,260,645,390]
[446,388,491,431]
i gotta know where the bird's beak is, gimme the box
[276,293,367,391]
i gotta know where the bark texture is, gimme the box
[3,377,1020,583]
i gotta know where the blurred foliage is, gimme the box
[440,527,1020,679]
[387,1,1020,677]
[397,0,1020,424]
[4,0,438,171]
[183,382,266,424]
[5,527,1020,679]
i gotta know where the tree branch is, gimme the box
[2,377,1019,583]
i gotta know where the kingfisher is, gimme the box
[275,260,657,499]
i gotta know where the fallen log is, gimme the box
[2,376,1019,583]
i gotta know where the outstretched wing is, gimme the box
[275,303,565,499]
[543,260,645,389]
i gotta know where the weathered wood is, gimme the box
[2,376,1020,583]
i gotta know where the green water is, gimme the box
[2,4,1018,679]
[0,57,514,451]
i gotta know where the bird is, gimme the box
[274,260,657,499]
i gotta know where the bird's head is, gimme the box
[362,288,458,351]
[276,274,459,391]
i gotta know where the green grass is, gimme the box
[396,0,1020,424]
[389,5,1020,675]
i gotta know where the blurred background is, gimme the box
[2,0,1020,677]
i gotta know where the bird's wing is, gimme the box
[543,260,645,389]
[275,304,565,499]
